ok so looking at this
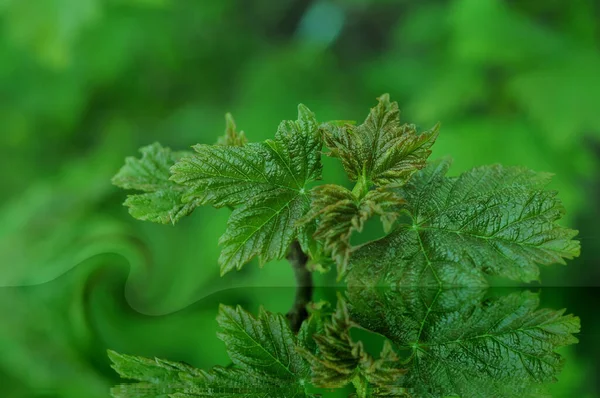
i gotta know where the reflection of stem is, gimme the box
[286,240,312,333]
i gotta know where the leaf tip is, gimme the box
[107,349,119,361]
[225,112,235,127]
[377,93,391,104]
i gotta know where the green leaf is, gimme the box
[347,287,580,397]
[217,113,248,147]
[112,143,199,225]
[298,296,405,398]
[110,306,315,397]
[348,159,580,285]
[108,350,200,384]
[216,305,310,384]
[108,350,203,397]
[171,105,322,274]
[300,185,405,277]
[322,94,438,186]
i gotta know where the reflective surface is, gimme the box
[0,258,597,397]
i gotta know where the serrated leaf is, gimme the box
[217,113,248,147]
[347,287,580,398]
[108,350,200,384]
[216,305,309,383]
[299,185,405,277]
[217,192,309,275]
[110,306,315,397]
[298,296,405,398]
[171,105,322,274]
[322,94,438,186]
[112,143,199,224]
[348,159,580,285]
[171,104,321,207]
[110,360,309,397]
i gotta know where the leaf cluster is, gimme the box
[110,287,580,398]
[111,95,582,397]
[113,95,447,278]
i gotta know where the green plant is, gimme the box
[110,95,580,397]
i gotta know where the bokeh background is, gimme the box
[0,0,599,396]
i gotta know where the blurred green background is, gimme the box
[0,0,599,396]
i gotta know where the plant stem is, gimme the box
[286,240,313,333]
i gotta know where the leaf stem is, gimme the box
[286,240,313,333]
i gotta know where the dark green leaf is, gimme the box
[216,304,310,384]
[347,287,580,398]
[348,159,580,285]
[171,105,322,274]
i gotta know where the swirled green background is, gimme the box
[0,0,598,396]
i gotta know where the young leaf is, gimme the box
[217,113,248,147]
[348,159,580,285]
[111,143,199,224]
[347,287,580,398]
[299,185,405,276]
[171,105,322,274]
[297,302,329,354]
[322,94,438,187]
[110,305,316,397]
[298,296,405,398]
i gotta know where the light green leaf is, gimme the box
[300,184,405,277]
[322,94,438,186]
[217,113,248,147]
[349,159,580,285]
[112,143,199,224]
[298,296,405,398]
[347,287,580,398]
[171,105,322,274]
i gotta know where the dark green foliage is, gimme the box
[347,159,580,286]
[113,95,579,283]
[110,95,581,397]
[170,105,322,275]
[110,288,580,398]
[2,2,597,397]
[347,287,580,397]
